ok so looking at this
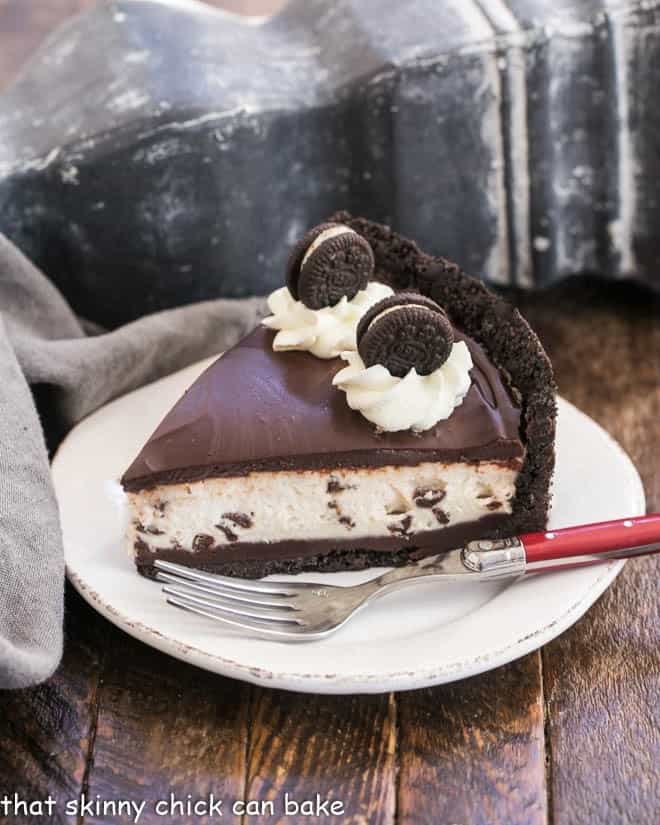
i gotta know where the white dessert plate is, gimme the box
[53,357,645,694]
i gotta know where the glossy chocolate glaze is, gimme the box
[122,324,522,491]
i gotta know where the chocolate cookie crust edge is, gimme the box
[331,210,557,536]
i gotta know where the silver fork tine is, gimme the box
[159,546,497,640]
[154,559,297,595]
[162,585,305,625]
[166,595,314,639]
[155,571,298,610]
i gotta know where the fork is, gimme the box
[155,513,660,641]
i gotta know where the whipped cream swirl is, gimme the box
[262,282,394,359]
[332,342,473,432]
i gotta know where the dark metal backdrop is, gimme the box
[0,0,658,328]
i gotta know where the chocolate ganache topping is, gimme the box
[121,324,522,491]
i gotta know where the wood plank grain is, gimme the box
[80,630,249,825]
[398,654,547,825]
[518,278,660,825]
[0,586,104,824]
[244,688,396,824]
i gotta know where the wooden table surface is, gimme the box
[0,3,658,824]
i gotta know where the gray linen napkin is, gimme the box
[0,234,266,689]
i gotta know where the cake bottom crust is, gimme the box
[135,512,512,579]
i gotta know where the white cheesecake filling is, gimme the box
[127,460,521,555]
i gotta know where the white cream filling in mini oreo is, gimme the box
[364,303,431,333]
[300,224,357,269]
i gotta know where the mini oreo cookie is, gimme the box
[285,223,333,299]
[285,222,374,309]
[357,293,454,377]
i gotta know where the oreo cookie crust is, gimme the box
[330,210,556,537]
[357,292,454,376]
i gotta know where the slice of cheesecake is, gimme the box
[121,215,556,578]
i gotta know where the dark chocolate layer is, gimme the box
[122,326,522,490]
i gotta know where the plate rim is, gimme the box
[58,391,645,694]
[67,557,626,694]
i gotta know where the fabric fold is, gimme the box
[0,233,267,688]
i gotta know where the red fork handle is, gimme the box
[521,514,660,572]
